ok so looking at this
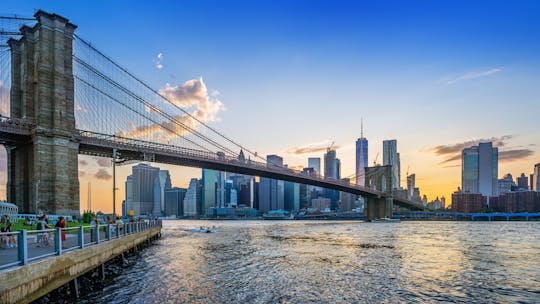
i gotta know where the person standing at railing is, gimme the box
[116,216,124,234]
[55,216,66,243]
[36,215,50,247]
[1,214,15,248]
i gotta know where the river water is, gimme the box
[80,220,540,303]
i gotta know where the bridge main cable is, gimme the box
[73,56,237,156]
[73,34,267,163]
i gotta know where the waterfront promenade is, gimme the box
[0,221,162,304]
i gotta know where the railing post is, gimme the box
[94,225,100,244]
[55,227,62,255]
[107,224,111,241]
[18,230,28,265]
[116,224,120,239]
[78,226,84,249]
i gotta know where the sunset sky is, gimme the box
[1,0,539,213]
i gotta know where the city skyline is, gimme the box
[0,1,539,213]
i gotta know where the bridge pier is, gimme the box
[6,11,79,215]
[365,196,393,220]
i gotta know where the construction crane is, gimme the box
[373,152,379,166]
[327,141,335,152]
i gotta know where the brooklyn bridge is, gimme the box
[0,11,424,220]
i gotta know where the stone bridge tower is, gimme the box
[364,165,393,219]
[6,11,79,215]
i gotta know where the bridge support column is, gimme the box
[365,196,393,220]
[7,11,79,215]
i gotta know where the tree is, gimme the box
[81,210,96,224]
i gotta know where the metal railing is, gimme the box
[0,220,161,270]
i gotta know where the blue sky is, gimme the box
[2,0,539,209]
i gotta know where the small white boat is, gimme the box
[184,226,216,233]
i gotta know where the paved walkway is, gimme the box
[0,230,109,266]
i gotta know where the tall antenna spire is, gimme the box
[361,117,364,138]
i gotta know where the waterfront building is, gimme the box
[284,181,300,211]
[498,174,516,194]
[183,178,202,216]
[383,139,400,189]
[451,192,486,213]
[308,157,321,176]
[461,142,498,196]
[355,120,368,186]
[153,170,171,217]
[517,173,529,190]
[427,197,445,210]
[490,191,540,213]
[311,198,331,211]
[164,187,187,217]
[531,173,535,191]
[535,163,540,191]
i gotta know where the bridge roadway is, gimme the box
[0,117,424,211]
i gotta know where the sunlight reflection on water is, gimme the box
[80,220,540,303]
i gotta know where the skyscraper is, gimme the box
[407,174,415,199]
[284,181,300,211]
[164,187,187,217]
[461,142,498,196]
[355,120,368,186]
[153,170,171,217]
[535,163,540,191]
[383,140,400,189]
[201,169,217,214]
[324,149,338,179]
[259,155,285,212]
[183,178,201,216]
[308,157,321,176]
[335,158,341,180]
[125,175,134,215]
[131,163,159,216]
[516,173,528,190]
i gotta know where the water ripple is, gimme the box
[78,221,540,303]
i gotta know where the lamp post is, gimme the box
[112,149,117,217]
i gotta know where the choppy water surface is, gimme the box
[81,221,540,303]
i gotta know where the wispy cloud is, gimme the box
[443,68,502,85]
[286,140,342,155]
[499,149,535,162]
[432,135,534,165]
[96,158,111,167]
[95,169,112,180]
[79,159,88,166]
[432,135,512,158]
